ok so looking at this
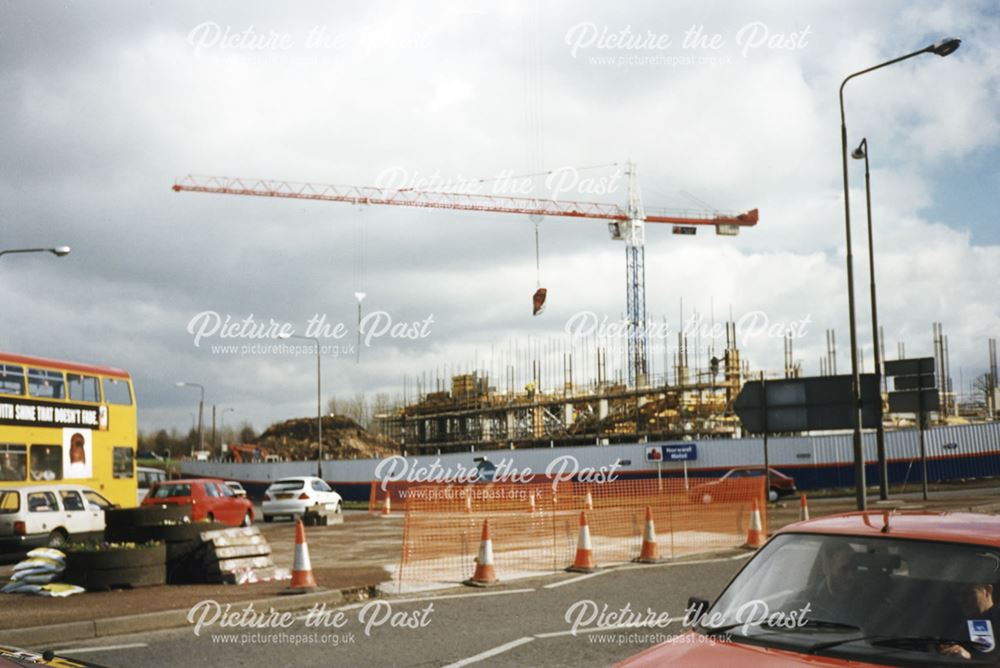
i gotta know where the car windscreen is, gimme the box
[151,483,191,498]
[698,533,1000,665]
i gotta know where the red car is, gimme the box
[618,511,1000,667]
[692,466,797,503]
[142,478,254,527]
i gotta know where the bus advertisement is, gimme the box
[0,352,138,507]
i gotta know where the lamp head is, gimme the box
[851,138,867,160]
[50,246,71,257]
[175,381,186,387]
[928,37,961,57]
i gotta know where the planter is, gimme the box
[105,505,191,529]
[62,543,166,591]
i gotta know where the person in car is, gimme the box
[938,581,1000,660]
[803,541,858,618]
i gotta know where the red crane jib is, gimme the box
[172,176,758,228]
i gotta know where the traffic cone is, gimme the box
[584,491,594,510]
[464,519,498,587]
[567,511,597,573]
[743,498,766,549]
[633,506,661,563]
[464,492,473,514]
[799,493,810,522]
[380,495,392,517]
[282,519,319,594]
[528,491,537,514]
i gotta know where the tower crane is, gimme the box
[172,163,758,387]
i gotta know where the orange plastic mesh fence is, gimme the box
[391,477,765,585]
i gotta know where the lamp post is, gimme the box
[839,37,960,510]
[176,382,205,456]
[851,137,890,501]
[279,333,323,478]
[0,246,71,260]
[219,407,234,453]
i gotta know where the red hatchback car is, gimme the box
[142,478,255,527]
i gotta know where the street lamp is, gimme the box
[219,407,234,452]
[278,333,323,478]
[851,137,890,501]
[176,381,205,456]
[839,36,960,510]
[0,246,72,260]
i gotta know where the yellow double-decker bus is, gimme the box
[0,352,137,507]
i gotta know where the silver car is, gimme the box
[261,476,342,522]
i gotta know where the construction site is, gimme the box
[172,170,999,457]
[374,325,1000,455]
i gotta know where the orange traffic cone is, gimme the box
[743,498,766,549]
[464,519,498,587]
[799,493,810,522]
[567,511,597,573]
[282,519,319,594]
[634,506,661,563]
[528,491,537,514]
[380,495,392,517]
[464,492,473,514]
[584,491,594,510]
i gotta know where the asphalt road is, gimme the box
[38,552,750,668]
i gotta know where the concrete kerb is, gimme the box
[5,588,350,649]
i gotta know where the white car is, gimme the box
[225,480,247,498]
[137,466,167,504]
[262,476,342,522]
[0,484,114,553]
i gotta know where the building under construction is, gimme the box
[378,323,755,454]
[376,324,999,455]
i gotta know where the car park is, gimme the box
[262,476,342,522]
[618,511,1000,667]
[692,466,797,503]
[141,478,254,527]
[0,484,114,553]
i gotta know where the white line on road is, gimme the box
[55,643,148,654]
[293,587,537,620]
[442,636,535,668]
[543,571,603,589]
[542,552,750,589]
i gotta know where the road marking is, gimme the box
[442,636,535,667]
[293,587,536,620]
[542,552,750,589]
[55,643,148,654]
[543,571,603,589]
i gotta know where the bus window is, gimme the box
[0,365,25,396]
[113,447,134,478]
[103,378,132,405]
[68,374,101,402]
[27,368,65,399]
[30,445,62,481]
[0,444,26,481]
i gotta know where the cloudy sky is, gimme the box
[1,1,997,433]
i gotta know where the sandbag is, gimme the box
[11,571,57,584]
[26,547,66,563]
[38,583,85,597]
[1,582,42,594]
[13,557,63,572]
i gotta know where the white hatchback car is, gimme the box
[262,476,342,522]
[0,484,114,553]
